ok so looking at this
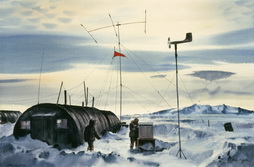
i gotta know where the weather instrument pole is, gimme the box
[168,32,192,159]
[81,11,146,121]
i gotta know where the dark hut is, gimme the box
[13,103,121,147]
[0,110,21,124]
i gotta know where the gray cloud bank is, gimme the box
[188,70,235,81]
[210,27,254,45]
[1,29,254,74]
[0,79,31,83]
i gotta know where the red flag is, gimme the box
[113,51,126,58]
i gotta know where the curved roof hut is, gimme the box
[0,110,21,124]
[13,103,121,148]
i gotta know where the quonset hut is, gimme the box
[13,103,121,147]
[0,110,21,124]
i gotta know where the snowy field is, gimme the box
[0,104,254,167]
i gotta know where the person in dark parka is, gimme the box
[84,119,100,151]
[129,118,139,149]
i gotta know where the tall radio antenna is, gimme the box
[81,10,146,121]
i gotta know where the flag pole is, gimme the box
[116,22,123,122]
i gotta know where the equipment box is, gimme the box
[137,122,155,152]
[138,122,153,139]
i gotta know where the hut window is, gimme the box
[57,119,68,129]
[21,121,31,129]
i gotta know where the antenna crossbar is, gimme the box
[84,21,146,33]
[118,21,145,26]
[81,10,147,43]
[88,25,114,32]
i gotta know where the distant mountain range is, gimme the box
[151,104,254,115]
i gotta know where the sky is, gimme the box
[0,0,254,116]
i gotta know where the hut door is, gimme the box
[31,116,55,144]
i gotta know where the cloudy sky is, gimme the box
[1,0,254,116]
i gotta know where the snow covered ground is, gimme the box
[0,104,254,167]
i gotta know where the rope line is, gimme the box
[121,44,173,108]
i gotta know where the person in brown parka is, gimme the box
[84,119,100,151]
[129,118,139,149]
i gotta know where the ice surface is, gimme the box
[0,104,254,167]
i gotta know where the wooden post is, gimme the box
[84,81,89,107]
[92,97,95,108]
[57,81,63,104]
[86,87,89,107]
[64,90,67,105]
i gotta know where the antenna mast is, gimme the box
[81,11,146,121]
[116,22,123,121]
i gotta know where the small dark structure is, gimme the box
[224,122,234,132]
[0,110,21,124]
[13,103,121,147]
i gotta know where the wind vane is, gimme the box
[81,11,147,121]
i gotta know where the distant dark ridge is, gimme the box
[180,104,254,115]
[149,108,174,115]
[150,104,254,115]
